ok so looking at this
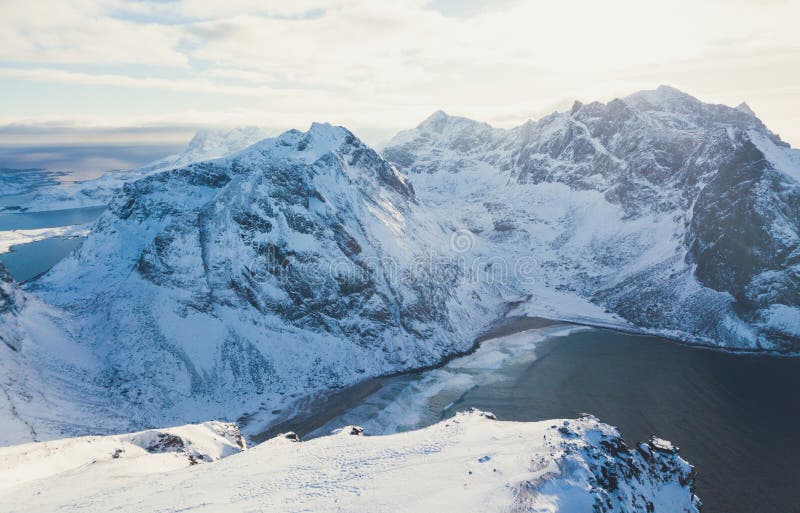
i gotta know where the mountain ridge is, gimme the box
[383,85,800,350]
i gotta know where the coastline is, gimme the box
[248,310,799,444]
[249,315,572,443]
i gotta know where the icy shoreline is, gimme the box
[246,309,799,444]
[0,225,90,254]
[244,318,572,442]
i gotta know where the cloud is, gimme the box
[0,0,187,66]
[0,68,281,97]
[0,0,798,145]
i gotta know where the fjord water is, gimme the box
[306,326,800,513]
[461,330,800,513]
[0,206,105,231]
[0,206,105,281]
[0,237,84,282]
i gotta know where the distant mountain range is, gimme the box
[11,126,272,212]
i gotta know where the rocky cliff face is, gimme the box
[0,263,24,351]
[384,86,800,350]
[32,123,492,432]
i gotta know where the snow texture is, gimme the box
[0,411,698,513]
[6,123,495,444]
[0,224,90,253]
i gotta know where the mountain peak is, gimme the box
[301,122,361,153]
[655,84,688,96]
[736,102,756,117]
[307,121,351,140]
[261,122,361,163]
[186,126,270,155]
[427,109,450,121]
[416,110,493,134]
[652,84,698,101]
[417,110,455,130]
[625,85,699,107]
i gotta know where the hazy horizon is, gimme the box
[1,0,799,148]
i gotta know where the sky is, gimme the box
[0,0,799,148]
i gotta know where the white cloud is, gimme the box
[0,0,187,66]
[0,68,279,97]
[0,0,798,144]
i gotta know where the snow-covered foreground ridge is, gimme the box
[0,421,245,494]
[0,411,700,513]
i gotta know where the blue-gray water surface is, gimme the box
[299,326,800,513]
[0,206,103,281]
[0,237,84,282]
[454,330,800,513]
[0,206,105,231]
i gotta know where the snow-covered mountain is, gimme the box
[2,86,798,449]
[25,123,493,439]
[383,86,800,351]
[20,126,272,212]
[0,411,699,513]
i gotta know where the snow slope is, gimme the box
[0,411,699,513]
[384,86,800,351]
[0,224,90,253]
[0,168,66,198]
[0,263,136,446]
[0,421,244,493]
